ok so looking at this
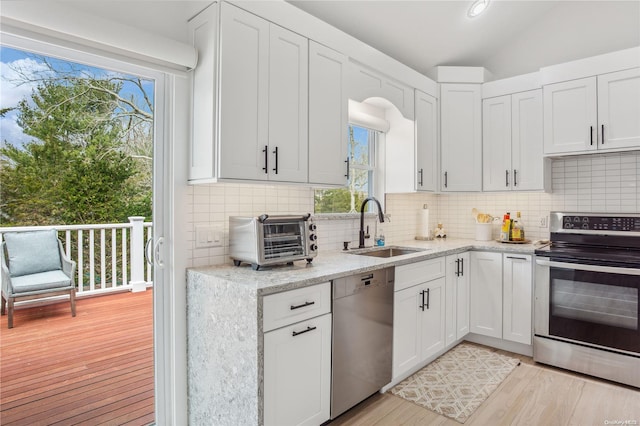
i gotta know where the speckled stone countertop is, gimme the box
[188,238,545,296]
[186,238,546,425]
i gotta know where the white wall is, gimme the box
[186,151,640,266]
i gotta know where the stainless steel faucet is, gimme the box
[359,197,385,248]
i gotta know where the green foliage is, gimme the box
[0,75,151,226]
[314,188,367,214]
[314,126,372,213]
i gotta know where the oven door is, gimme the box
[535,258,640,355]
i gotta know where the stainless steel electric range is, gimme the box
[534,212,640,388]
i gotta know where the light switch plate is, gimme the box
[195,225,223,248]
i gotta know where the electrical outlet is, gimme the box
[539,216,548,228]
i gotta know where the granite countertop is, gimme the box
[188,238,548,296]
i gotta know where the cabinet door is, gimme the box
[502,254,532,345]
[308,42,348,186]
[543,77,597,155]
[268,24,308,183]
[415,90,438,192]
[393,285,422,379]
[456,252,470,340]
[349,62,415,120]
[482,95,512,191]
[188,3,218,181]
[441,84,482,192]
[264,313,331,426]
[444,255,457,347]
[512,89,544,190]
[421,277,445,360]
[597,68,640,150]
[470,252,503,338]
[219,3,269,180]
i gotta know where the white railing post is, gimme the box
[128,216,146,293]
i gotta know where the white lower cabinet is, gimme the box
[264,313,331,426]
[470,252,503,338]
[470,252,533,344]
[445,252,470,346]
[393,259,446,380]
[503,254,533,345]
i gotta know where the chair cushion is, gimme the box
[4,230,61,277]
[11,270,73,293]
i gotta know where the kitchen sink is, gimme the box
[350,246,427,258]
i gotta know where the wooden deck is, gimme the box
[0,290,154,426]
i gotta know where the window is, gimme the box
[314,125,377,213]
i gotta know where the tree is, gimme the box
[0,56,152,226]
[314,126,370,213]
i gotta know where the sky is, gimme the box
[0,46,154,147]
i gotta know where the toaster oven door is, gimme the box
[261,221,306,261]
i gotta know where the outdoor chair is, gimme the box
[1,229,76,328]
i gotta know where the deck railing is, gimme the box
[1,217,153,297]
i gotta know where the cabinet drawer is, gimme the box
[263,282,331,332]
[395,257,446,291]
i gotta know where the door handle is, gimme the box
[590,126,593,146]
[420,290,425,311]
[460,258,464,276]
[144,237,153,265]
[272,146,278,174]
[513,170,518,187]
[418,168,424,187]
[344,157,350,178]
[601,124,605,145]
[292,326,317,337]
[444,171,448,188]
[425,288,430,310]
[455,258,460,276]
[506,170,509,187]
[262,145,268,174]
[153,237,164,269]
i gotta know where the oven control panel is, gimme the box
[561,215,640,232]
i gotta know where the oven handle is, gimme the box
[535,258,640,276]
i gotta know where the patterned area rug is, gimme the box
[391,343,521,423]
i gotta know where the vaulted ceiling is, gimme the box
[288,1,640,79]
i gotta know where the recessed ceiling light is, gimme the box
[468,0,490,18]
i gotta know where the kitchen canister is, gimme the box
[475,222,492,241]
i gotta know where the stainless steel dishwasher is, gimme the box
[331,267,394,419]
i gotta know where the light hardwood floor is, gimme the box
[330,344,640,426]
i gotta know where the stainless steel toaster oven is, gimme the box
[229,214,317,270]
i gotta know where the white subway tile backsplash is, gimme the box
[184,152,639,267]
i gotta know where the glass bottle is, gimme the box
[512,211,525,241]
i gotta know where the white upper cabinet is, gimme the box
[415,90,438,192]
[219,3,308,182]
[308,42,349,186]
[188,3,218,182]
[544,68,640,155]
[268,24,309,183]
[543,77,597,155]
[597,68,640,150]
[512,90,545,190]
[440,84,482,192]
[483,90,546,191]
[189,3,308,183]
[483,95,512,191]
[218,3,270,181]
[348,61,415,120]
